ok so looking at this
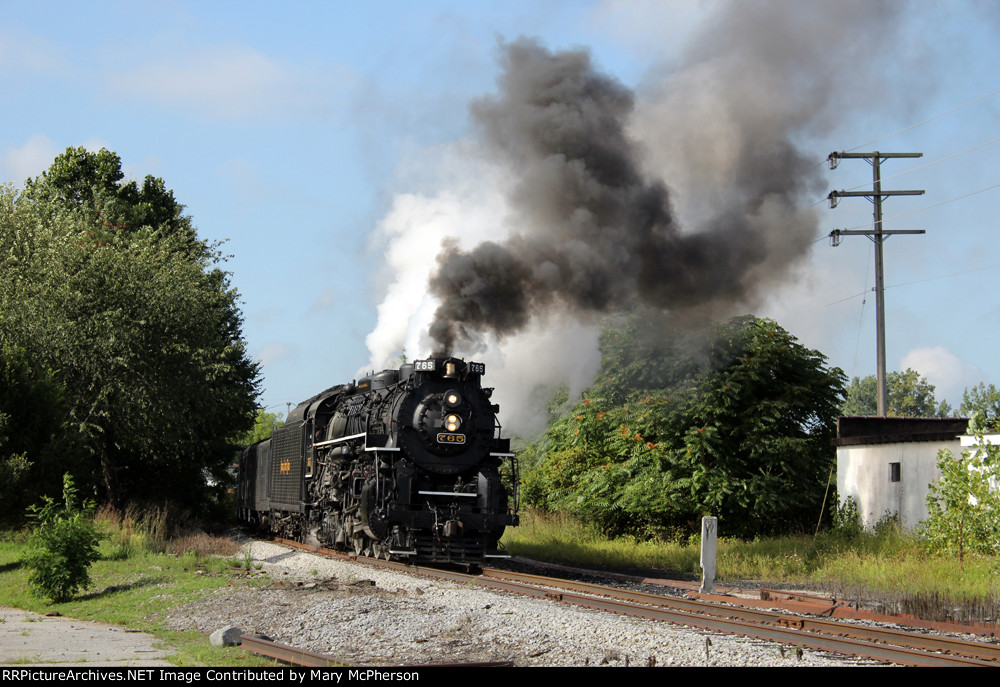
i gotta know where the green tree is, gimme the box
[523,314,845,538]
[0,150,259,510]
[243,409,285,445]
[919,432,1000,564]
[960,383,1000,430]
[842,369,952,417]
[21,147,200,253]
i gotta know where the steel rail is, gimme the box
[265,538,997,667]
[240,634,346,666]
[479,568,1000,666]
[470,575,992,667]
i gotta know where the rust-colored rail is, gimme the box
[240,634,346,666]
[261,538,999,667]
[478,568,1000,667]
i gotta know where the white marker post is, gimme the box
[700,516,717,594]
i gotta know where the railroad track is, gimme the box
[269,537,999,667]
[476,568,1000,667]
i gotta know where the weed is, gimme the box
[23,474,101,603]
[10,654,42,664]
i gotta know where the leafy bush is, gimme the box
[919,432,1000,564]
[831,496,863,540]
[22,474,101,602]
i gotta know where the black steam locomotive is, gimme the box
[237,357,518,564]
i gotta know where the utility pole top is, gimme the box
[827,152,925,417]
[828,151,923,169]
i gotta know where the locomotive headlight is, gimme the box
[444,414,462,432]
[444,390,462,408]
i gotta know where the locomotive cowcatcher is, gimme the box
[237,357,519,564]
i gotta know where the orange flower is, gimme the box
[583,399,591,405]
[646,442,657,449]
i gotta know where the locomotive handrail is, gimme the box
[314,432,366,448]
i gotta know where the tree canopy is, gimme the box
[960,383,1000,430]
[841,369,952,417]
[0,148,259,511]
[521,314,846,538]
[21,147,200,252]
[243,409,285,446]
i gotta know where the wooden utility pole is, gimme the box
[827,152,925,417]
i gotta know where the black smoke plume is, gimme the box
[427,1,907,355]
[426,38,808,354]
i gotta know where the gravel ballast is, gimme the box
[163,541,873,667]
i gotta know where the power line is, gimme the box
[810,87,1000,174]
[834,136,1000,195]
[850,244,872,379]
[885,262,1000,291]
[818,262,1000,310]
[837,182,1000,232]
[845,88,1000,152]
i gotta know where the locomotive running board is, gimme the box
[417,490,477,497]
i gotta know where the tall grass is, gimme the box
[503,509,1000,622]
[504,510,701,575]
[95,504,238,560]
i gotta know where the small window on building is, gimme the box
[889,462,901,483]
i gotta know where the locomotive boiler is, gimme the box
[237,357,519,564]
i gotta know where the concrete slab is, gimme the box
[0,606,174,666]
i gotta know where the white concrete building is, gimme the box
[835,417,969,530]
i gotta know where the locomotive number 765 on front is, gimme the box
[237,357,519,564]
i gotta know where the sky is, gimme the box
[2,0,998,433]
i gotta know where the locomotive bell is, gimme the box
[443,519,463,538]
